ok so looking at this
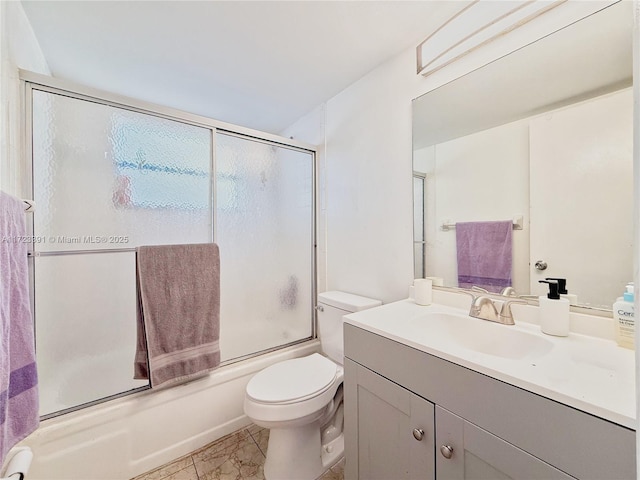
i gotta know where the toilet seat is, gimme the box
[244,354,344,425]
[246,353,338,405]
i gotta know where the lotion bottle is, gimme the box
[613,284,634,349]
[615,282,634,302]
[538,280,570,337]
[545,277,578,306]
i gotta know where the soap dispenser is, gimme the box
[545,277,578,305]
[538,280,570,337]
[613,284,634,349]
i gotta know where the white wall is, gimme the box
[324,50,417,303]
[282,50,418,303]
[0,1,50,195]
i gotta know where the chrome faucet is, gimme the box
[469,295,527,325]
[469,296,500,322]
[497,299,527,325]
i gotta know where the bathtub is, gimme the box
[21,340,320,479]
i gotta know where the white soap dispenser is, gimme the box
[545,277,578,306]
[613,284,634,349]
[538,280,570,337]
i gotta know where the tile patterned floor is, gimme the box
[132,425,345,480]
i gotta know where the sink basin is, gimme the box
[414,312,554,360]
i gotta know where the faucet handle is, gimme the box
[499,299,527,325]
[500,286,518,297]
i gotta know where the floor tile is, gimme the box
[132,456,194,480]
[192,430,253,458]
[330,458,345,478]
[247,425,269,456]
[132,424,344,480]
[193,430,265,480]
[318,457,346,480]
[162,464,199,480]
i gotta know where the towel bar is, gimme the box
[441,215,523,231]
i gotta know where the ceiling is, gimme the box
[21,1,465,135]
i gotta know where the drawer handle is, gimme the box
[412,428,424,441]
[440,445,454,459]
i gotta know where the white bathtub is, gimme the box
[21,340,320,479]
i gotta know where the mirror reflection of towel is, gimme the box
[456,221,513,293]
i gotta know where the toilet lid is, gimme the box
[246,353,338,404]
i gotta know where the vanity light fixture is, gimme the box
[416,0,565,76]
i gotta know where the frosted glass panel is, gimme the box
[34,252,146,416]
[216,134,313,360]
[32,90,212,251]
[414,243,424,279]
[30,88,315,416]
[413,176,424,242]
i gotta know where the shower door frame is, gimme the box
[20,69,318,419]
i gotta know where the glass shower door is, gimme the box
[215,133,314,360]
[28,85,316,418]
[31,90,213,416]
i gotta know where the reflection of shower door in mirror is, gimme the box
[529,88,633,309]
[413,173,426,278]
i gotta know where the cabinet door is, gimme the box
[345,358,435,480]
[435,406,574,480]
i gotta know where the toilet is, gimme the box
[244,291,382,480]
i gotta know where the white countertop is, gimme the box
[344,299,636,429]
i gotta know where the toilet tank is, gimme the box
[317,291,382,365]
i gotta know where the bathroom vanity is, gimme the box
[343,300,636,480]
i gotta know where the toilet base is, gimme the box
[263,423,344,480]
[321,435,344,471]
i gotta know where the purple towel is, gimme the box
[456,221,513,293]
[0,192,39,467]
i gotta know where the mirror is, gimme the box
[412,2,633,311]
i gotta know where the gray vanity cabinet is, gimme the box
[435,406,571,480]
[344,358,435,480]
[344,358,570,480]
[344,323,636,480]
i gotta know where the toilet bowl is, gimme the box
[244,291,382,480]
[244,354,344,479]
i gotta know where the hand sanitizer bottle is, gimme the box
[538,280,570,336]
[613,284,634,349]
